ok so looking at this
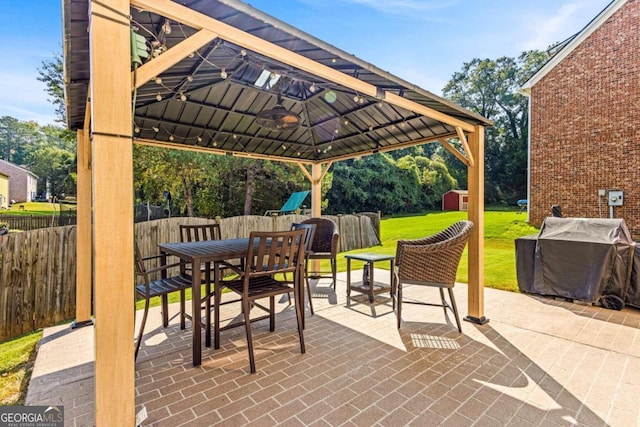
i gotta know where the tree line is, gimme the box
[2,49,549,215]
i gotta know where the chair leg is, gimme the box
[305,270,314,315]
[135,299,151,360]
[396,282,403,329]
[180,289,185,330]
[448,288,462,333]
[161,295,169,328]
[439,287,447,318]
[269,296,275,332]
[293,285,305,354]
[243,298,256,374]
[331,258,337,290]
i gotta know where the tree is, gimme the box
[442,50,549,203]
[38,52,66,123]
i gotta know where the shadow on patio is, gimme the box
[26,271,640,426]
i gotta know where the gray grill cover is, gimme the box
[517,217,634,307]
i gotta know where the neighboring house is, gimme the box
[521,0,640,235]
[0,172,8,209]
[442,190,468,211]
[0,159,39,203]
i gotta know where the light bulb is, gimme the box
[180,93,187,101]
[186,75,193,82]
[169,135,174,141]
[353,95,359,102]
[134,126,140,133]
[188,52,195,58]
[162,19,172,35]
[240,49,247,57]
[212,141,217,147]
[220,68,227,79]
[282,145,287,150]
[197,136,203,143]
[154,77,162,84]
[232,134,237,139]
[309,83,316,93]
[327,145,332,150]
[344,120,349,126]
[156,93,162,101]
[152,127,159,132]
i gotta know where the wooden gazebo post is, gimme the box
[88,0,135,425]
[465,125,488,324]
[73,128,92,328]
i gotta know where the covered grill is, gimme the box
[516,217,634,309]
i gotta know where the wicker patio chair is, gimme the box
[214,229,306,373]
[394,220,474,331]
[134,242,191,360]
[300,218,339,290]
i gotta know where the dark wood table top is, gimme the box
[159,237,251,262]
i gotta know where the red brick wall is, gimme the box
[529,0,640,236]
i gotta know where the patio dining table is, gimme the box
[159,238,251,366]
[158,236,306,367]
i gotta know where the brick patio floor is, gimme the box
[26,270,640,426]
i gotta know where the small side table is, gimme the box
[345,253,395,304]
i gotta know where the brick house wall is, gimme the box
[0,159,38,203]
[527,0,640,236]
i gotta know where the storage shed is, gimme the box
[442,190,468,211]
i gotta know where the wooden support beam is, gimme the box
[440,140,469,166]
[73,130,93,328]
[130,0,475,132]
[455,126,474,168]
[89,0,135,425]
[465,125,487,325]
[133,29,218,88]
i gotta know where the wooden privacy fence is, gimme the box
[0,215,77,231]
[0,214,379,341]
[0,226,77,341]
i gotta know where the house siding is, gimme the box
[0,173,8,209]
[0,159,38,203]
[529,0,640,235]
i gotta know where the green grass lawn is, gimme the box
[1,201,75,217]
[340,209,538,292]
[0,330,42,405]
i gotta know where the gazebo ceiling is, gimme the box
[63,0,492,164]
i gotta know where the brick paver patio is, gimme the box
[27,270,640,426]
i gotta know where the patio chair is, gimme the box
[288,222,317,315]
[394,220,474,331]
[214,229,306,373]
[301,218,339,290]
[264,190,310,216]
[134,242,191,360]
[179,223,239,307]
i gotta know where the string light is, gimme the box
[169,135,174,141]
[152,126,159,132]
[309,83,316,93]
[179,93,187,101]
[156,93,162,101]
[220,68,227,79]
[154,77,162,84]
[197,136,203,143]
[134,126,140,133]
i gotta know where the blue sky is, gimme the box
[0,0,611,126]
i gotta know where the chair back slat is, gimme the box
[248,230,305,276]
[180,223,221,242]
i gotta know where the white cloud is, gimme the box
[520,2,590,51]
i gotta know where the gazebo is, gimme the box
[62,0,491,424]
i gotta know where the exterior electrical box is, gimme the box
[608,190,624,206]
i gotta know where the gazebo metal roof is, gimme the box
[64,0,491,164]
